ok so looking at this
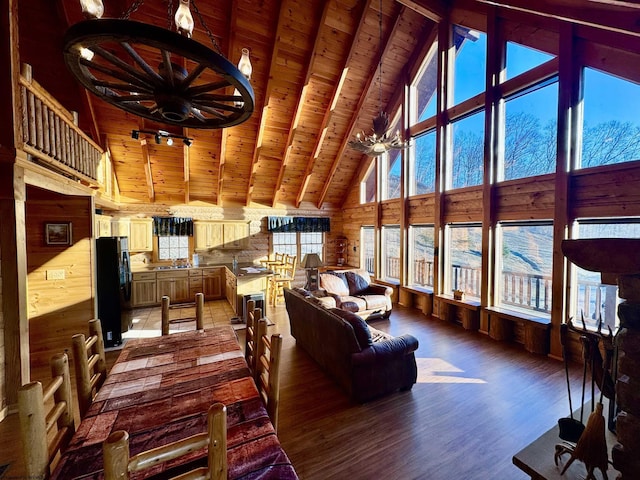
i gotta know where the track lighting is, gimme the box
[131,129,193,147]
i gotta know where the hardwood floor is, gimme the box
[0,300,584,480]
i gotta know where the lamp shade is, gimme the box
[301,253,323,269]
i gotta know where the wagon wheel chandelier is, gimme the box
[348,0,407,156]
[63,0,254,129]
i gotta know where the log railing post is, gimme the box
[161,295,170,335]
[195,292,204,330]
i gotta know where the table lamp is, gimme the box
[301,253,323,290]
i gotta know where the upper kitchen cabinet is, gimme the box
[194,221,223,250]
[223,222,249,249]
[129,218,153,252]
[95,214,112,238]
[111,218,130,238]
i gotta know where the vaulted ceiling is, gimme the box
[17,0,437,209]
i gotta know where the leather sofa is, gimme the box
[284,287,418,403]
[317,268,392,319]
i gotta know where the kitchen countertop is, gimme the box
[132,263,274,278]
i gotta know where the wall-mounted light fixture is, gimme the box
[131,129,193,147]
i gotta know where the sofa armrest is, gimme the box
[365,283,393,296]
[351,334,419,366]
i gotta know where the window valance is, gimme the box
[267,216,330,233]
[152,217,194,236]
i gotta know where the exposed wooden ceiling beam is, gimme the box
[139,138,155,202]
[396,0,448,22]
[271,1,329,207]
[245,0,285,206]
[317,2,405,208]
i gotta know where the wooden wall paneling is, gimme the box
[549,22,578,361]
[578,38,640,86]
[494,175,556,220]
[569,161,640,219]
[441,187,484,223]
[26,191,94,369]
[407,195,436,224]
[501,15,560,56]
[380,199,402,225]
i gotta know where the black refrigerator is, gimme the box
[96,237,132,347]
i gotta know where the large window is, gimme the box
[361,162,376,204]
[505,42,554,80]
[450,111,485,189]
[410,130,436,195]
[411,41,438,124]
[409,225,434,288]
[571,220,640,331]
[502,80,558,181]
[580,67,640,169]
[272,232,324,260]
[158,236,189,260]
[382,149,402,200]
[381,225,400,282]
[496,222,553,315]
[445,224,482,298]
[452,26,486,104]
[361,226,375,274]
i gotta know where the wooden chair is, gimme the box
[103,403,227,480]
[72,318,107,418]
[18,352,75,480]
[269,254,297,306]
[244,299,263,378]
[161,292,205,335]
[261,252,285,269]
[255,324,283,431]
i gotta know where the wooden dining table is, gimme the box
[51,326,298,480]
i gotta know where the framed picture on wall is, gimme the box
[45,222,72,246]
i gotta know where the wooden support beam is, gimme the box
[397,0,448,22]
[140,138,155,202]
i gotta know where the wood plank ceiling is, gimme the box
[17,0,436,209]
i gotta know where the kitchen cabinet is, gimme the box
[188,269,203,299]
[194,221,223,250]
[131,272,157,307]
[223,222,249,249]
[95,214,112,238]
[202,267,223,300]
[129,218,153,252]
[225,268,238,313]
[111,218,130,238]
[156,270,189,304]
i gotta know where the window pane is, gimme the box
[498,223,553,314]
[580,68,640,169]
[273,232,296,256]
[361,163,376,203]
[450,111,484,189]
[505,42,554,80]
[409,225,434,287]
[453,26,486,105]
[361,226,375,274]
[447,224,482,298]
[381,226,400,281]
[503,81,558,181]
[385,150,402,200]
[412,42,438,124]
[157,235,189,260]
[410,130,436,195]
[573,221,640,331]
[300,232,323,259]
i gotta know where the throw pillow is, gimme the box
[331,308,373,348]
[345,271,370,295]
[320,272,349,296]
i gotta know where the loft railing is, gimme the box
[16,64,103,185]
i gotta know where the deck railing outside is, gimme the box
[369,255,618,325]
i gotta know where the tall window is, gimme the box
[410,130,436,195]
[300,232,323,258]
[361,226,375,274]
[505,42,554,80]
[445,224,482,298]
[496,222,553,315]
[361,162,376,204]
[450,111,485,189]
[409,225,434,287]
[381,225,400,282]
[382,149,402,200]
[452,26,487,104]
[410,41,438,124]
[502,80,558,181]
[580,67,640,168]
[272,232,297,256]
[158,236,189,260]
[571,220,640,331]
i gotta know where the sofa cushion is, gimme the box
[331,308,373,348]
[320,272,349,296]
[359,294,389,311]
[340,295,367,312]
[345,271,370,295]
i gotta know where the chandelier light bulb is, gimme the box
[79,0,104,19]
[79,47,94,61]
[233,88,244,108]
[166,137,174,146]
[238,48,252,80]
[175,0,195,38]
